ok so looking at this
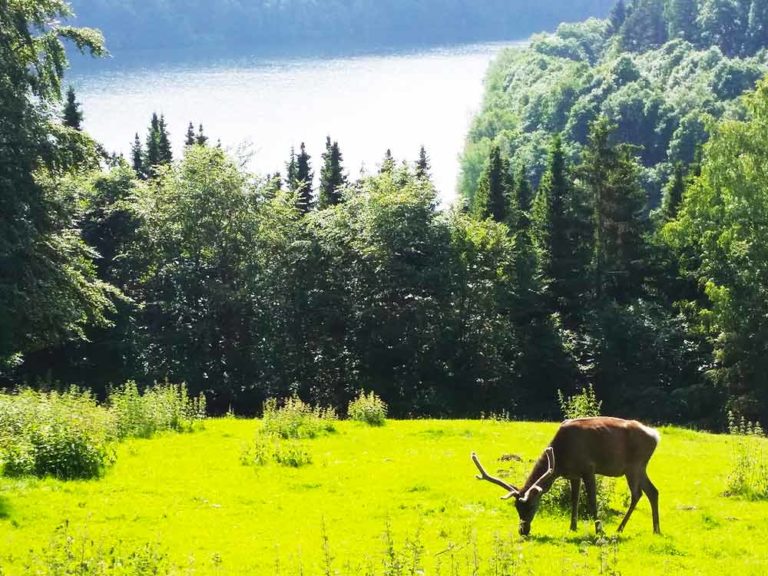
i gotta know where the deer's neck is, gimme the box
[521,449,557,494]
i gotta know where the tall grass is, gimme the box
[725,411,768,500]
[0,383,206,480]
[242,396,336,468]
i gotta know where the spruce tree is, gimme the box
[514,164,533,230]
[185,122,196,146]
[131,133,145,179]
[62,86,83,130]
[415,145,431,180]
[145,113,161,169]
[662,162,686,220]
[295,143,313,213]
[665,0,699,43]
[380,149,396,174]
[748,0,768,53]
[196,124,208,146]
[609,0,628,33]
[579,118,648,302]
[473,143,512,223]
[319,136,346,208]
[157,114,172,164]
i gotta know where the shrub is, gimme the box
[261,396,336,439]
[557,384,602,420]
[725,411,768,500]
[347,391,388,426]
[543,384,617,518]
[0,389,115,480]
[108,381,206,440]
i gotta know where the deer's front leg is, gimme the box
[583,473,602,534]
[569,478,581,531]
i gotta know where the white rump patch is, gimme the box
[641,424,661,445]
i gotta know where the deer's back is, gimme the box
[551,417,659,478]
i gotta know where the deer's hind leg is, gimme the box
[642,475,660,534]
[617,469,644,533]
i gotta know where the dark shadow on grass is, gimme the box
[0,496,12,520]
[525,531,633,546]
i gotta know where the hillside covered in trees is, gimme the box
[460,0,768,205]
[67,0,615,51]
[5,0,768,430]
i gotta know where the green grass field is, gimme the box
[1,419,767,575]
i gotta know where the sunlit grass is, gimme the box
[0,419,767,574]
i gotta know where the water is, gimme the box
[70,42,519,205]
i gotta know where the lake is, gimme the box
[69,42,519,205]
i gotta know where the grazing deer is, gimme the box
[472,417,660,536]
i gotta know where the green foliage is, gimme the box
[725,411,768,500]
[557,384,603,419]
[461,11,768,205]
[241,434,313,468]
[664,77,768,424]
[108,381,206,440]
[22,522,173,576]
[348,391,388,426]
[261,397,337,440]
[0,388,115,480]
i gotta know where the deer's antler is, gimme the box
[471,452,520,499]
[520,447,555,501]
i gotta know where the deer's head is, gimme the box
[472,447,555,536]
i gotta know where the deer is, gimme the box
[471,417,660,536]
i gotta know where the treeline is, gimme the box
[67,0,615,51]
[461,0,768,206]
[5,1,768,427]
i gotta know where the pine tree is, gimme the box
[748,0,768,53]
[665,0,699,42]
[145,113,161,169]
[380,149,395,174]
[415,145,431,180]
[514,164,533,230]
[662,162,686,220]
[609,0,628,33]
[131,133,145,179]
[185,122,196,146]
[62,86,83,130]
[620,0,668,51]
[579,118,648,302]
[295,143,313,213]
[196,124,208,146]
[472,143,512,223]
[319,136,346,208]
[157,115,172,164]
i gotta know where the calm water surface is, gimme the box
[71,42,520,204]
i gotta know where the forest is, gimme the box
[67,0,615,51]
[3,0,768,430]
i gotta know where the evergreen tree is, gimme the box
[531,135,592,315]
[294,143,313,213]
[472,143,512,223]
[158,115,173,164]
[662,162,686,220]
[415,145,431,180]
[62,86,83,130]
[665,0,700,42]
[380,149,396,174]
[609,0,628,33]
[620,0,668,51]
[145,113,162,169]
[514,164,533,231]
[185,122,196,146]
[131,133,145,178]
[748,0,768,53]
[319,136,346,208]
[196,123,208,146]
[697,0,747,56]
[579,118,648,302]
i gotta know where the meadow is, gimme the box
[1,417,767,575]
